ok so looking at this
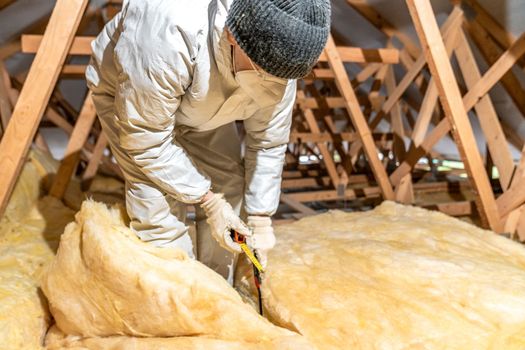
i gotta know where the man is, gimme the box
[86,0,331,283]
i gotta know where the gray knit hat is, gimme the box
[226,0,331,79]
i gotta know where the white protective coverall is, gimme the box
[86,0,296,282]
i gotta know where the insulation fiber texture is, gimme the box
[41,200,312,349]
[239,201,525,350]
[0,155,74,349]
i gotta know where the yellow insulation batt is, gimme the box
[0,155,74,350]
[5,151,525,349]
[41,201,313,349]
[236,202,525,350]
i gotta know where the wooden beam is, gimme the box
[497,176,525,218]
[280,194,317,215]
[282,180,467,204]
[49,93,97,199]
[497,146,525,218]
[385,65,414,204]
[407,0,502,231]
[423,201,474,217]
[290,132,357,143]
[82,133,108,186]
[297,90,341,189]
[21,34,93,55]
[379,8,463,118]
[0,62,12,131]
[502,146,525,235]
[286,187,381,203]
[459,0,525,69]
[455,29,515,190]
[290,132,393,144]
[282,177,334,190]
[359,11,461,162]
[462,32,525,111]
[324,35,395,200]
[390,34,524,186]
[466,20,525,120]
[0,0,89,216]
[318,47,400,64]
[22,34,400,64]
[411,77,440,147]
[352,63,382,86]
[61,64,88,78]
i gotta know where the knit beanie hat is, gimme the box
[226,0,331,79]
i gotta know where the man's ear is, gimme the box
[225,28,236,46]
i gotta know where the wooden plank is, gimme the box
[286,187,381,203]
[390,119,451,185]
[516,209,525,241]
[282,177,333,189]
[21,34,94,55]
[385,65,414,204]
[62,64,88,78]
[49,93,97,199]
[23,34,400,64]
[0,0,89,216]
[280,194,317,215]
[369,64,389,104]
[407,0,502,232]
[290,132,358,143]
[504,207,522,235]
[498,146,525,218]
[423,201,474,217]
[411,77,440,147]
[380,8,463,118]
[311,69,334,79]
[399,49,427,91]
[8,81,75,136]
[282,180,465,203]
[391,37,523,185]
[0,62,12,131]
[352,63,382,86]
[460,0,525,68]
[497,176,525,217]
[455,29,515,190]
[324,35,395,200]
[462,32,525,111]
[297,90,341,189]
[82,133,108,186]
[466,20,525,120]
[290,131,393,143]
[318,47,400,64]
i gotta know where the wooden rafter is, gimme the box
[324,35,395,200]
[0,0,89,216]
[406,0,502,231]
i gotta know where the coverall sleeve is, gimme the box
[243,80,297,216]
[113,27,211,203]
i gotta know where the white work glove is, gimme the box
[201,193,251,253]
[247,216,276,270]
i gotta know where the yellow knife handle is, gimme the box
[240,243,265,273]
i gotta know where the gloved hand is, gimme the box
[246,216,276,270]
[200,193,251,253]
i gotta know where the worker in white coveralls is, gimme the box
[86,0,331,283]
